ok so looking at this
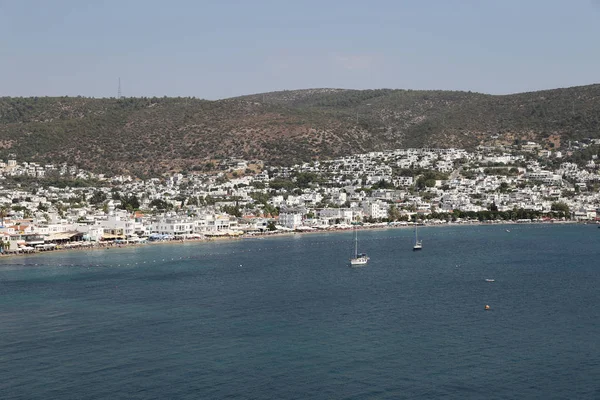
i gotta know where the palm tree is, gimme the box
[0,205,10,226]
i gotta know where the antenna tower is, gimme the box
[118,77,122,99]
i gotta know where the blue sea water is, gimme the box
[1,224,599,399]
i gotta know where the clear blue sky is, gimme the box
[1,0,599,99]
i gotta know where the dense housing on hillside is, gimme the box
[1,141,599,253]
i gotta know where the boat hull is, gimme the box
[413,238,423,251]
[350,257,369,266]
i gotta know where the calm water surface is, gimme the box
[1,224,599,399]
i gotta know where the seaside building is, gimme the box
[362,201,389,220]
[279,212,303,229]
[149,216,195,238]
[318,208,354,225]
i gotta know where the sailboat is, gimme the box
[413,221,423,251]
[349,227,369,266]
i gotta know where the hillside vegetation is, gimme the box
[1,84,599,176]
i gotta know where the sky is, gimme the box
[1,0,600,99]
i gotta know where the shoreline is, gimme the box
[0,220,587,260]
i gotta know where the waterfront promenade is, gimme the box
[0,219,580,259]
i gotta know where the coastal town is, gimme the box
[1,140,600,254]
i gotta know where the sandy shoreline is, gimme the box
[0,220,583,260]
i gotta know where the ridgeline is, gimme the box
[1,84,599,176]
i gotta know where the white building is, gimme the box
[99,211,135,239]
[362,201,389,220]
[195,214,232,233]
[318,208,354,224]
[150,217,195,237]
[279,212,303,229]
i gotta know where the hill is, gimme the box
[1,84,599,176]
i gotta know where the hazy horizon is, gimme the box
[2,0,600,100]
[3,82,600,101]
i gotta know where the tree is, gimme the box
[204,195,216,206]
[187,196,198,206]
[119,195,140,211]
[415,171,444,190]
[89,190,107,205]
[149,199,171,210]
[371,180,395,190]
[551,202,570,214]
[222,205,242,218]
[263,204,279,217]
[266,221,277,231]
[0,205,11,219]
[294,172,322,188]
[388,204,402,221]
[269,178,295,191]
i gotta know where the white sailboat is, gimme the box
[413,222,422,251]
[349,227,369,266]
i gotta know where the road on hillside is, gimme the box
[450,166,463,180]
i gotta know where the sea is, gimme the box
[1,224,599,399]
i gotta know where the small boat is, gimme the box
[506,229,510,232]
[485,278,495,282]
[349,227,369,266]
[413,222,423,251]
[350,252,369,266]
[484,305,491,311]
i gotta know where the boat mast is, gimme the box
[415,221,418,243]
[354,228,358,257]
